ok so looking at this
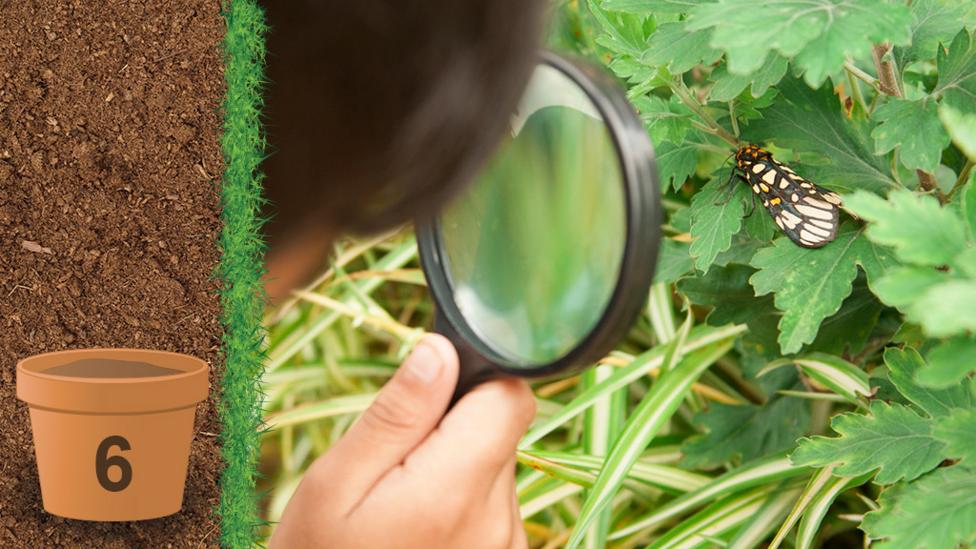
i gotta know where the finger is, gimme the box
[408,377,535,490]
[315,334,459,511]
[511,486,528,549]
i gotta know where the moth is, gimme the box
[729,145,842,248]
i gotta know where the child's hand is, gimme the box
[269,334,536,549]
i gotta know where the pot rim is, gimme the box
[17,348,207,385]
[16,348,210,414]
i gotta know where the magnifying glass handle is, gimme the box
[432,314,500,407]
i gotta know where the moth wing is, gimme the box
[754,161,841,248]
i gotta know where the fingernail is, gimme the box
[403,339,442,384]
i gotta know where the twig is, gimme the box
[871,43,902,98]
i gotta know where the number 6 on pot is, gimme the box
[96,436,133,493]
[416,51,662,404]
[16,349,209,521]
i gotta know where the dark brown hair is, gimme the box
[262,1,545,245]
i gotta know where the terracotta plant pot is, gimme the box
[16,348,209,521]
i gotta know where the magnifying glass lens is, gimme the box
[438,65,627,367]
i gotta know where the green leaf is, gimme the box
[935,29,976,115]
[749,224,897,354]
[690,176,747,273]
[746,77,898,194]
[634,95,693,144]
[678,264,776,326]
[603,0,711,15]
[654,238,694,284]
[709,55,789,102]
[884,346,975,418]
[871,266,948,309]
[918,335,976,387]
[872,98,950,173]
[806,284,882,356]
[566,341,733,549]
[791,401,945,484]
[688,0,911,86]
[862,465,976,549]
[939,104,976,161]
[682,396,810,469]
[656,140,699,191]
[844,189,968,266]
[587,0,649,57]
[934,408,976,464]
[894,0,969,70]
[643,21,721,74]
[909,279,976,337]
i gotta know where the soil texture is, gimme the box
[0,1,225,546]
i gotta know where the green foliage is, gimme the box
[934,407,976,464]
[845,189,967,266]
[565,3,976,543]
[792,401,945,484]
[687,0,911,85]
[682,396,810,469]
[935,29,976,114]
[219,0,269,546]
[872,98,949,173]
[747,77,897,194]
[749,224,896,354]
[861,465,976,548]
[689,176,746,272]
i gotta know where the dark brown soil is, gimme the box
[0,1,225,547]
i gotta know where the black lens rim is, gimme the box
[416,50,661,378]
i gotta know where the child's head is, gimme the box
[262,1,545,247]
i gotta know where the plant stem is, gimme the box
[843,61,881,92]
[845,66,870,117]
[947,159,975,199]
[728,100,740,137]
[670,78,739,148]
[871,43,902,98]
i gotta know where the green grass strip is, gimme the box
[218,1,268,547]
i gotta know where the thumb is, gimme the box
[320,334,458,509]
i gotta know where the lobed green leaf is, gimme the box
[791,401,945,485]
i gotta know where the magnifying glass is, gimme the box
[417,51,662,403]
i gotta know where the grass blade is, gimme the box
[266,238,417,371]
[795,473,871,549]
[263,393,375,429]
[566,340,733,549]
[610,453,809,540]
[760,353,871,407]
[581,365,625,549]
[522,450,711,493]
[520,323,746,448]
[727,484,803,549]
[767,466,839,549]
[645,487,772,549]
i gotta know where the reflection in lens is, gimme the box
[439,65,627,366]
